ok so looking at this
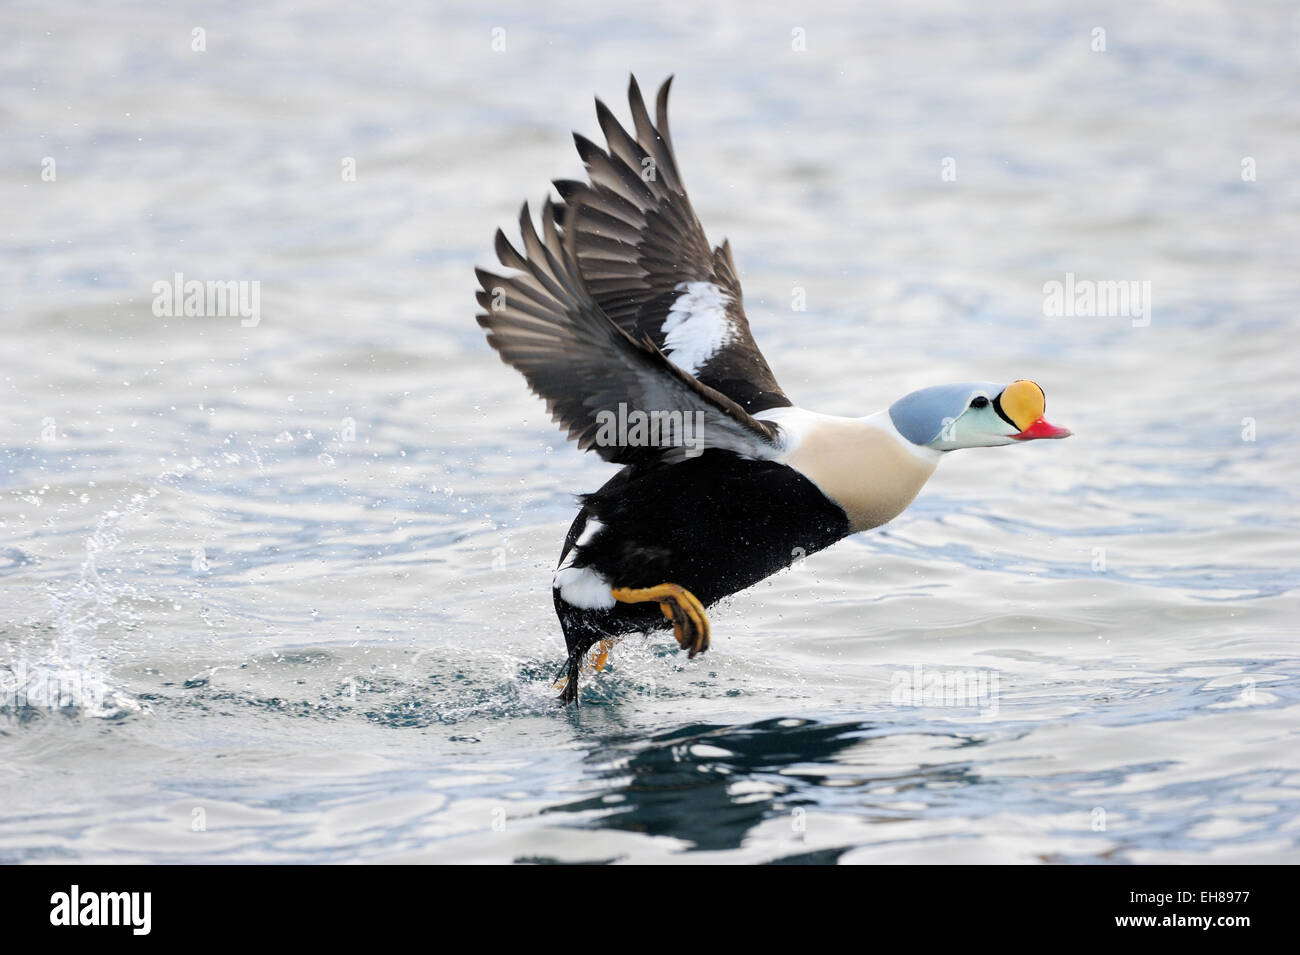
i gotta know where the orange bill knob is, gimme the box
[1001,380,1072,440]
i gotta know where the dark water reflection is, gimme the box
[546,717,981,857]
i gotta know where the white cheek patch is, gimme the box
[553,565,616,609]
[661,281,733,375]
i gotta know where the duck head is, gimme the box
[889,379,1071,451]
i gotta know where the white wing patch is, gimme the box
[557,517,604,568]
[575,518,604,547]
[661,281,733,375]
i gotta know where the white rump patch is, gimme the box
[553,565,616,609]
[553,519,615,608]
[661,281,733,375]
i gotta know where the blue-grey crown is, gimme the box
[889,381,1002,445]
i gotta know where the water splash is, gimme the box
[8,458,208,719]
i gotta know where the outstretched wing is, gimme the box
[475,200,781,467]
[551,76,792,414]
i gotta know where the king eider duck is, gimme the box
[475,76,1071,706]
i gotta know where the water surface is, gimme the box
[1,0,1298,863]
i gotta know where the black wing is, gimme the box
[551,76,792,414]
[475,200,781,467]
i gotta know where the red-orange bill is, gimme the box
[1012,417,1072,440]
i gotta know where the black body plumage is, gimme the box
[552,451,850,698]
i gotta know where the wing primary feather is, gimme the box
[594,98,646,172]
[654,76,676,152]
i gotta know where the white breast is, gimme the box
[757,407,942,533]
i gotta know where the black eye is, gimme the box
[970,395,989,408]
